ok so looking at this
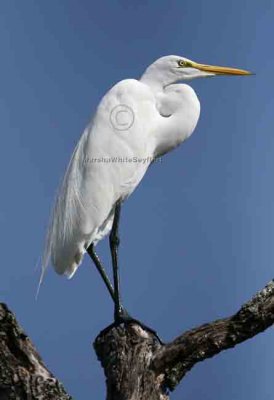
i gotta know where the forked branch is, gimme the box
[94,280,274,399]
[0,281,273,399]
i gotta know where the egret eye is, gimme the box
[178,60,191,68]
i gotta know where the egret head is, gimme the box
[174,56,252,80]
[141,55,252,89]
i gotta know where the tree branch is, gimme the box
[1,280,273,399]
[94,280,274,398]
[152,280,274,390]
[0,303,72,399]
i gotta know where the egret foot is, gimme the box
[114,307,163,344]
[99,308,162,343]
[114,305,132,324]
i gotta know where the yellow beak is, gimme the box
[192,61,253,76]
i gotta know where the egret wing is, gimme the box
[43,79,158,279]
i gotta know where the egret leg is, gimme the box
[87,241,131,321]
[109,200,125,322]
[87,244,115,303]
[88,201,162,343]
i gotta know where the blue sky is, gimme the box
[0,1,274,398]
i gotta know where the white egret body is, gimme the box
[43,56,251,280]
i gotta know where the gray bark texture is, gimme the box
[0,303,72,400]
[1,280,274,400]
[94,280,274,400]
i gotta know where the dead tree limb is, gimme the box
[0,281,273,399]
[94,280,274,400]
[0,303,72,400]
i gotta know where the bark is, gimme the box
[94,324,166,400]
[0,303,72,400]
[0,281,273,400]
[94,280,274,399]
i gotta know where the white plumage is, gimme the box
[42,55,251,280]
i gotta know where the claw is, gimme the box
[114,306,132,323]
[114,307,163,344]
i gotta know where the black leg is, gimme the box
[87,243,115,303]
[109,200,124,322]
[88,203,162,344]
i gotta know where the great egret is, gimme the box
[42,55,251,322]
